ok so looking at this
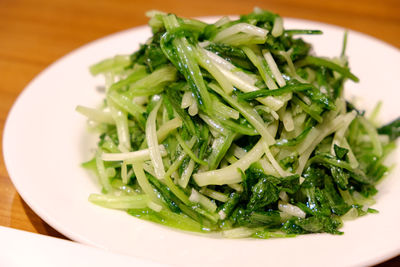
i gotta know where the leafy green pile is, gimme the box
[77,8,400,238]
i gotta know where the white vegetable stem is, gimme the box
[331,111,359,168]
[107,100,131,152]
[164,137,196,179]
[147,200,163,212]
[271,17,284,37]
[359,116,383,157]
[89,194,148,210]
[101,145,167,162]
[189,188,217,213]
[195,46,235,94]
[242,46,277,90]
[262,50,286,87]
[95,149,112,193]
[213,23,268,43]
[121,160,128,184]
[199,187,229,202]
[181,91,195,109]
[75,105,114,124]
[262,139,293,177]
[208,83,276,145]
[132,161,163,206]
[203,49,257,85]
[146,100,165,179]
[194,139,265,186]
[188,101,198,116]
[156,117,182,143]
[277,104,294,132]
[278,200,306,218]
[259,157,280,176]
[278,49,307,83]
[203,48,285,111]
[295,111,356,174]
[179,158,195,188]
[222,227,256,238]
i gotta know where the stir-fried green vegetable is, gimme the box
[78,8,399,238]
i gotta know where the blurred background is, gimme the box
[0,0,399,266]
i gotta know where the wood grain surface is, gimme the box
[0,0,399,265]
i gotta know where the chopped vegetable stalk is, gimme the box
[271,16,284,37]
[176,134,207,165]
[164,138,196,179]
[127,66,178,96]
[194,139,265,185]
[195,46,235,94]
[121,160,128,184]
[101,145,167,162]
[203,49,285,110]
[262,139,293,177]
[89,194,148,209]
[90,55,131,75]
[296,111,356,174]
[262,50,286,87]
[178,158,195,188]
[199,187,229,202]
[107,91,146,127]
[278,201,306,218]
[146,100,165,179]
[222,227,257,238]
[156,117,182,143]
[108,99,131,152]
[358,116,383,157]
[95,149,112,193]
[208,83,275,145]
[189,188,217,213]
[76,105,114,124]
[162,14,212,112]
[213,23,268,45]
[132,161,163,206]
[242,46,277,90]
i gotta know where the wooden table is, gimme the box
[0,0,399,265]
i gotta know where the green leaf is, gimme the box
[334,144,349,160]
[378,117,400,141]
[247,177,280,211]
[296,56,359,82]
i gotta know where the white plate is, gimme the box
[0,226,163,267]
[3,17,400,267]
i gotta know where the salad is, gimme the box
[77,8,399,238]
